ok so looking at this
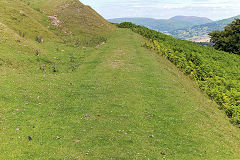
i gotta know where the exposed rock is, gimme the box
[48,15,61,26]
[149,135,154,138]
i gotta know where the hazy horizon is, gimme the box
[81,0,240,21]
[106,16,213,20]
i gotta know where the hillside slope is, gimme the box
[0,0,113,71]
[23,0,114,39]
[0,0,58,41]
[0,0,113,45]
[108,16,211,32]
[1,0,240,159]
[170,15,240,41]
[1,28,240,159]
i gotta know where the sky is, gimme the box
[80,0,240,20]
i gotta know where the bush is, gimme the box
[209,19,240,55]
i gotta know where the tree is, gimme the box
[209,19,240,55]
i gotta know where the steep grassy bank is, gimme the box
[1,29,240,159]
[0,0,114,49]
[0,0,114,73]
[22,0,114,43]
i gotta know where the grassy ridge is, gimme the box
[0,0,114,72]
[118,22,240,124]
[1,0,240,159]
[22,0,114,41]
[1,29,240,159]
[0,0,113,46]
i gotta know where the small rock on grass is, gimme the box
[161,152,166,155]
[149,135,154,138]
[146,115,151,119]
[28,136,32,141]
[73,139,80,143]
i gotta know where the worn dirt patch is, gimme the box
[108,48,126,69]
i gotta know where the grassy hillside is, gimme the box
[0,0,113,71]
[108,16,211,32]
[170,15,240,42]
[0,0,114,45]
[118,22,240,124]
[0,0,58,41]
[1,0,240,159]
[1,27,240,159]
[23,0,113,39]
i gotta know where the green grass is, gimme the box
[0,0,240,159]
[22,0,114,40]
[0,0,58,42]
[0,0,114,72]
[118,22,240,123]
[0,0,113,48]
[1,28,240,159]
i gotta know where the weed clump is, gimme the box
[35,36,44,43]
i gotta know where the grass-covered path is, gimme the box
[1,29,240,159]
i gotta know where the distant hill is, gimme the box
[170,15,240,42]
[108,16,212,32]
[170,16,212,24]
